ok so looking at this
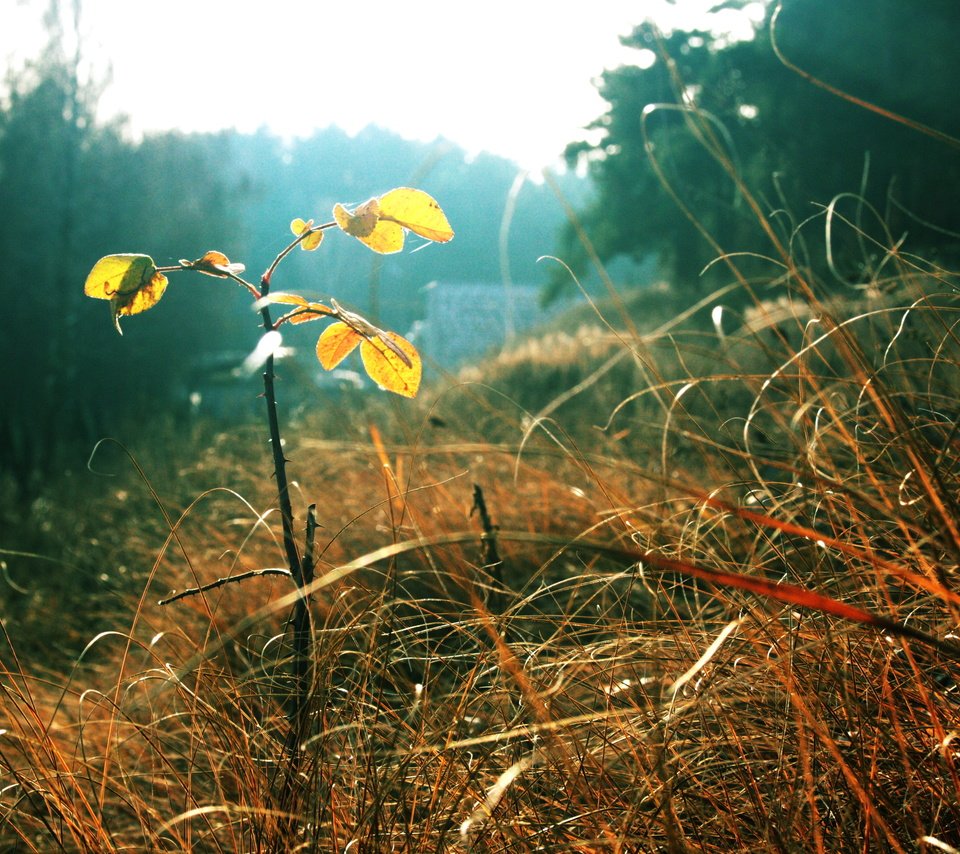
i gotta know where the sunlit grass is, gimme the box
[3,205,960,850]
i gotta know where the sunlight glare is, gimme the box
[1,0,765,170]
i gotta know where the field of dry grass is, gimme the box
[2,234,959,852]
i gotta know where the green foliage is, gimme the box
[555,0,960,301]
[0,32,245,491]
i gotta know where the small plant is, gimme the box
[82,187,453,801]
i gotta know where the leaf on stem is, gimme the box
[316,321,363,369]
[262,292,333,324]
[315,319,421,396]
[360,332,421,397]
[241,330,285,374]
[184,250,246,277]
[83,253,168,334]
[291,217,323,251]
[333,188,453,254]
[333,198,402,253]
[378,187,454,243]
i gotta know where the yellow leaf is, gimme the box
[333,199,380,237]
[84,254,156,300]
[189,250,246,277]
[267,293,309,307]
[333,190,453,254]
[84,254,168,334]
[360,332,422,398]
[288,302,332,323]
[378,188,454,244]
[333,199,404,254]
[290,217,323,250]
[358,219,404,254]
[302,231,323,251]
[316,321,362,369]
[264,292,333,324]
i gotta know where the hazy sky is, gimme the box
[4,1,764,171]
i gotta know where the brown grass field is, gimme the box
[2,229,960,852]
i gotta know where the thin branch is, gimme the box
[472,483,504,610]
[303,504,318,587]
[158,568,292,606]
[262,220,337,287]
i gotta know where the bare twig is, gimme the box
[158,568,292,605]
[303,503,318,587]
[472,483,504,608]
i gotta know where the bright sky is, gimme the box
[3,0,764,171]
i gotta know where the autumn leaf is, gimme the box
[360,332,421,397]
[378,188,454,244]
[84,254,168,334]
[184,250,246,277]
[333,198,404,254]
[261,292,333,324]
[260,293,308,308]
[333,199,380,237]
[316,321,363,369]
[333,188,453,255]
[291,217,323,251]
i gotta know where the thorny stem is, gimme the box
[472,484,504,611]
[157,568,292,605]
[257,263,314,771]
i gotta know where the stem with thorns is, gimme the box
[257,263,313,762]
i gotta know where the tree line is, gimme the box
[553,0,960,302]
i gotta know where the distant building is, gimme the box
[420,281,561,371]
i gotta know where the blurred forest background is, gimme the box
[1,0,959,496]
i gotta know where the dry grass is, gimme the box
[3,158,960,852]
[3,249,960,852]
